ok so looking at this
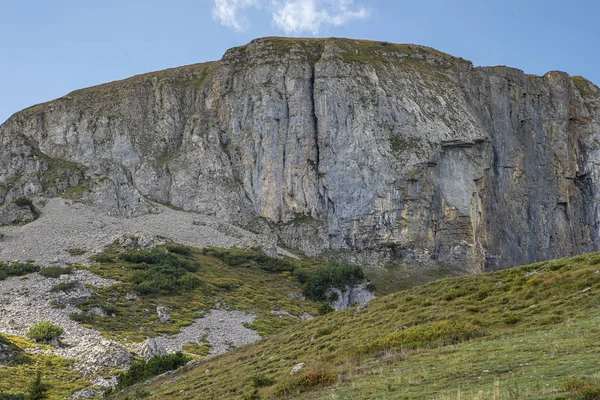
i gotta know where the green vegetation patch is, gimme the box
[38,266,72,278]
[302,263,365,302]
[0,262,40,280]
[119,249,201,295]
[106,352,191,395]
[66,248,86,256]
[0,334,87,399]
[364,320,485,353]
[78,245,320,341]
[26,323,64,343]
[572,75,600,99]
[50,281,78,293]
[115,252,600,399]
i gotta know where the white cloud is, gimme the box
[272,0,369,35]
[212,0,258,31]
[212,0,369,34]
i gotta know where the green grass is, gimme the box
[0,334,88,399]
[50,281,78,292]
[66,248,87,256]
[38,266,72,278]
[0,262,40,280]
[572,76,599,99]
[107,252,600,399]
[76,245,321,342]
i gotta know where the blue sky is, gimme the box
[1,0,598,124]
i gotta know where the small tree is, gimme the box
[26,371,48,400]
[26,323,64,343]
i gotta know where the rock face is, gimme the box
[328,283,375,311]
[1,37,600,273]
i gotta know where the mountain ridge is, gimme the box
[2,37,600,276]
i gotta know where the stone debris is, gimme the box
[156,306,171,323]
[131,309,262,357]
[290,362,305,375]
[0,198,286,267]
[0,270,126,376]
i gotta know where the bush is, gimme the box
[38,266,72,278]
[277,369,337,396]
[69,312,94,324]
[120,250,201,295]
[315,326,335,337]
[0,393,25,400]
[318,303,334,315]
[250,374,275,388]
[303,263,365,302]
[502,313,522,325]
[166,244,192,256]
[562,376,600,399]
[26,322,64,343]
[111,352,191,391]
[50,281,77,292]
[202,247,295,272]
[13,197,33,208]
[0,262,40,280]
[88,253,115,263]
[65,248,86,256]
[26,371,49,400]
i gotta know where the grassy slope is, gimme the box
[112,253,600,399]
[0,334,88,399]
[75,245,321,342]
[0,245,325,399]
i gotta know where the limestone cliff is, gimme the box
[2,37,600,273]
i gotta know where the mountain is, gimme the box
[3,38,600,398]
[2,37,600,277]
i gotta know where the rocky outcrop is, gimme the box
[328,283,375,311]
[1,37,600,274]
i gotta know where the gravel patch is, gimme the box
[137,310,262,356]
[0,270,129,376]
[0,197,293,266]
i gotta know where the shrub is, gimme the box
[38,266,72,278]
[166,244,192,256]
[26,322,64,343]
[69,312,94,324]
[502,314,522,325]
[303,263,365,301]
[13,197,33,208]
[318,303,334,315]
[561,376,600,399]
[26,371,49,400]
[50,281,77,292]
[315,326,335,338]
[250,374,275,388]
[66,248,86,256]
[0,262,40,280]
[120,250,201,295]
[0,393,25,400]
[88,253,115,263]
[277,369,337,396]
[112,352,191,391]
[202,247,295,272]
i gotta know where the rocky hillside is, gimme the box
[2,37,600,275]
